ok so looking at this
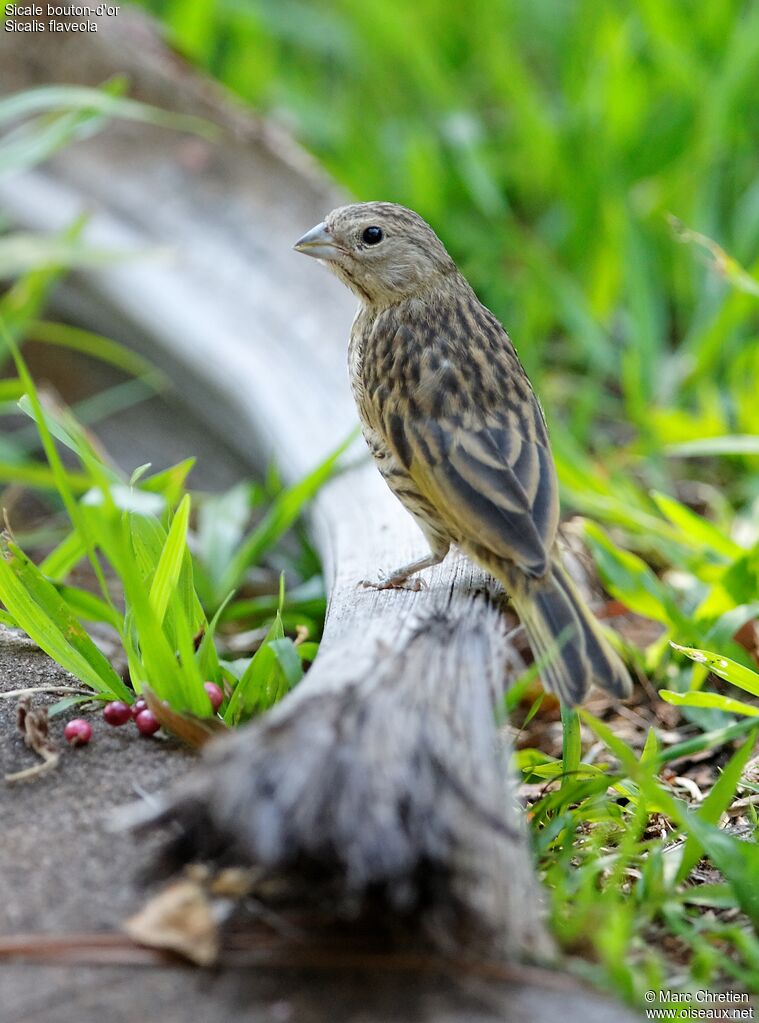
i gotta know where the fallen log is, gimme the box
[0,13,641,1019]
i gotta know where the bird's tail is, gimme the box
[511,561,632,705]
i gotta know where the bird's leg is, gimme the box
[360,547,448,592]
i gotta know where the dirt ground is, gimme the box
[0,627,193,934]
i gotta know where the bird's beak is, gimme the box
[293,221,343,261]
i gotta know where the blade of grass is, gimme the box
[671,643,759,698]
[269,637,305,689]
[27,320,165,383]
[0,539,129,699]
[0,81,216,137]
[676,730,759,882]
[196,591,234,683]
[0,461,90,493]
[659,689,759,718]
[656,717,759,766]
[0,318,120,627]
[223,612,285,726]
[560,704,582,796]
[149,494,192,625]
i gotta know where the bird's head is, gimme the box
[294,201,456,306]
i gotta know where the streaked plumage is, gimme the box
[294,202,632,704]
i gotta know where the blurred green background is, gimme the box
[137,0,759,454]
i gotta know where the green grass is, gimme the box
[521,710,759,999]
[0,315,338,724]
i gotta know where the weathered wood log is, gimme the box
[0,18,636,1014]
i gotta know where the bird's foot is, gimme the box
[358,573,425,592]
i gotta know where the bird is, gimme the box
[294,201,632,705]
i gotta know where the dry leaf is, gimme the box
[143,687,228,749]
[6,697,60,783]
[124,879,220,966]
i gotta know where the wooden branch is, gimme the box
[0,13,550,959]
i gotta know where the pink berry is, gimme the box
[103,701,132,726]
[135,709,160,736]
[64,719,92,746]
[132,698,148,718]
[203,682,224,713]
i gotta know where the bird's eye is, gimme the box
[362,226,384,245]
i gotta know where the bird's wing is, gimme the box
[404,388,560,578]
[394,315,560,581]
